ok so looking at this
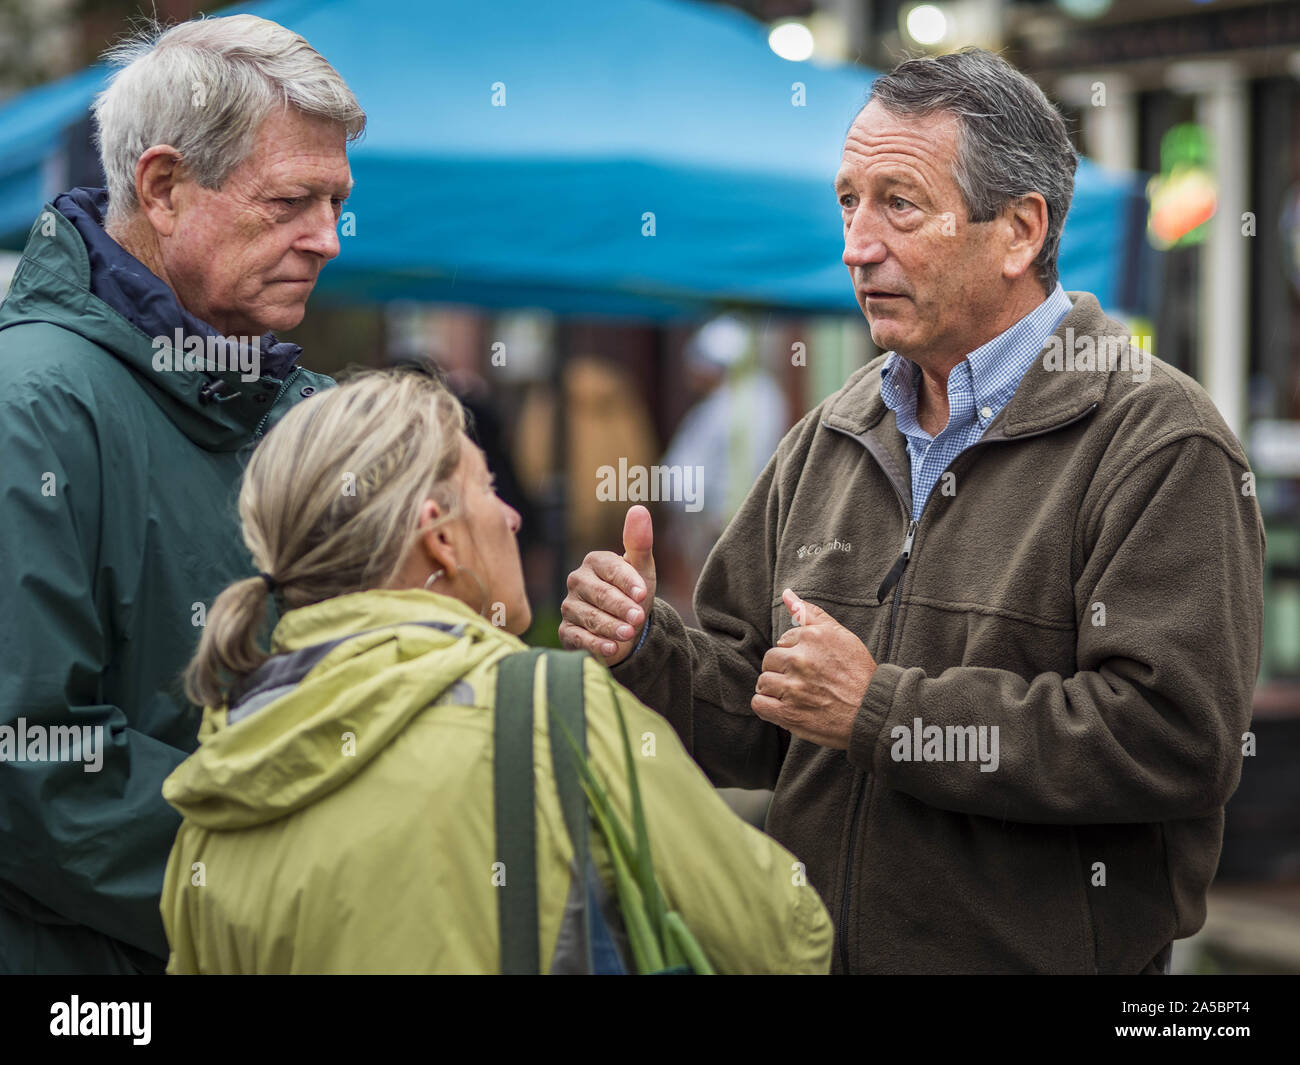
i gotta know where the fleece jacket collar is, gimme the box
[822,291,1110,513]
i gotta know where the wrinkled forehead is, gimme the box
[848,100,961,157]
[236,109,355,188]
[837,99,961,184]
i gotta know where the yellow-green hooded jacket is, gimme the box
[160,589,832,973]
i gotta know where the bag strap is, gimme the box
[494,647,592,975]
[545,649,593,971]
[494,647,544,974]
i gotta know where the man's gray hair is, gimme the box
[93,14,366,225]
[867,48,1077,292]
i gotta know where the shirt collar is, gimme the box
[880,282,1071,424]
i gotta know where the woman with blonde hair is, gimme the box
[160,365,831,974]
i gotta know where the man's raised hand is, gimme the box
[559,505,657,666]
[752,588,878,749]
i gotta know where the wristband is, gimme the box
[629,610,652,657]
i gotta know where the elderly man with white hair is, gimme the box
[0,15,363,973]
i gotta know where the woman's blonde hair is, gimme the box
[185,365,466,708]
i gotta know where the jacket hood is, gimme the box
[163,590,521,830]
[0,188,307,450]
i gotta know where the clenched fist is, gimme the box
[559,505,657,666]
[752,589,878,749]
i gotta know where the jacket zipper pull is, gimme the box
[876,519,918,604]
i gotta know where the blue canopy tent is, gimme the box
[0,0,1140,318]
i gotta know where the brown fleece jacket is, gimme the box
[613,291,1265,974]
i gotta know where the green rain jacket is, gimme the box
[0,189,333,973]
[160,590,832,974]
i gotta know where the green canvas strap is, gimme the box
[494,647,544,974]
[494,647,592,975]
[545,649,592,971]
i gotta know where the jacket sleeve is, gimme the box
[611,446,790,790]
[583,658,832,974]
[0,386,186,962]
[849,432,1265,825]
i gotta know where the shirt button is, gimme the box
[980,406,993,419]
[300,385,317,397]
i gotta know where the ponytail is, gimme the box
[184,575,274,708]
[182,364,467,709]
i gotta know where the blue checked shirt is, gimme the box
[880,284,1072,521]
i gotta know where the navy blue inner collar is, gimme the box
[53,187,302,381]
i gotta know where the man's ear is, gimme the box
[1000,192,1049,283]
[416,498,460,577]
[135,145,185,238]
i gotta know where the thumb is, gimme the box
[622,505,655,578]
[784,588,831,627]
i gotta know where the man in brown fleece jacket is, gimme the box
[560,48,1265,973]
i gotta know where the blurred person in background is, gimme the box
[659,315,786,620]
[160,367,831,974]
[560,48,1265,974]
[514,354,659,558]
[0,15,361,973]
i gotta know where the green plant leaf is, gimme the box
[550,704,662,971]
[665,910,715,975]
[547,685,714,975]
[606,678,670,939]
[579,774,664,973]
[550,708,634,864]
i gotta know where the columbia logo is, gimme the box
[796,538,852,559]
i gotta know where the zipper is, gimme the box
[826,399,1097,973]
[253,365,303,440]
[875,519,917,604]
[836,472,909,973]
